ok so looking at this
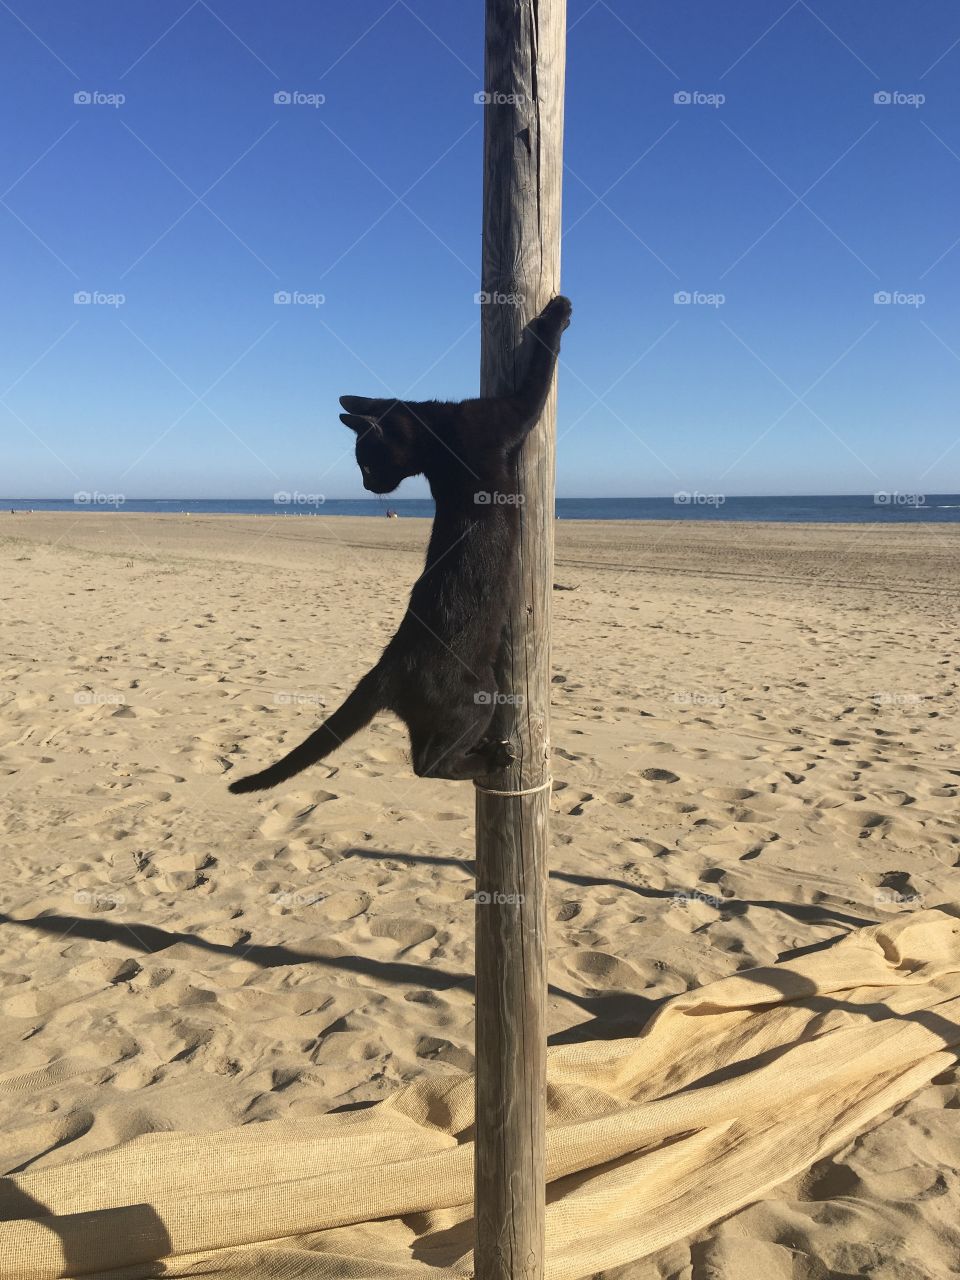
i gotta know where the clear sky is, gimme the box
[2,1,959,499]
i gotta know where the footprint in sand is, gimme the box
[702,786,755,802]
[559,789,595,816]
[606,791,637,807]
[828,808,888,832]
[639,767,680,784]
[369,917,436,950]
[258,791,339,840]
[573,949,684,996]
[877,870,920,899]
[415,1036,473,1071]
[571,949,645,991]
[628,836,670,857]
[873,789,914,807]
[182,751,235,776]
[322,890,372,921]
[112,1060,161,1092]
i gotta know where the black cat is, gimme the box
[229,295,572,794]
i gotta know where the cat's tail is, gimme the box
[228,670,382,794]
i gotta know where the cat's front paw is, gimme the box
[539,295,572,333]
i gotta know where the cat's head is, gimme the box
[339,395,420,493]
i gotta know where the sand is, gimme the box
[1,512,959,1277]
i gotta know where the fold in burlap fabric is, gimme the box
[2,908,959,1279]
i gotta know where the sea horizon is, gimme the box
[3,494,959,524]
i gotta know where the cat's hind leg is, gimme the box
[410,703,506,781]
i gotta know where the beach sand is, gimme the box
[2,512,959,1276]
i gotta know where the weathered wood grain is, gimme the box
[474,3,566,1277]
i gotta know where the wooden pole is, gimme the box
[474,2,566,1277]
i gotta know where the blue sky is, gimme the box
[2,0,959,499]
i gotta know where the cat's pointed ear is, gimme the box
[339,394,396,418]
[340,412,382,436]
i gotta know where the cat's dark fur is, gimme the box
[228,295,572,794]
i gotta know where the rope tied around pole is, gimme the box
[474,776,553,798]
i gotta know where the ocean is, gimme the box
[3,496,959,523]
